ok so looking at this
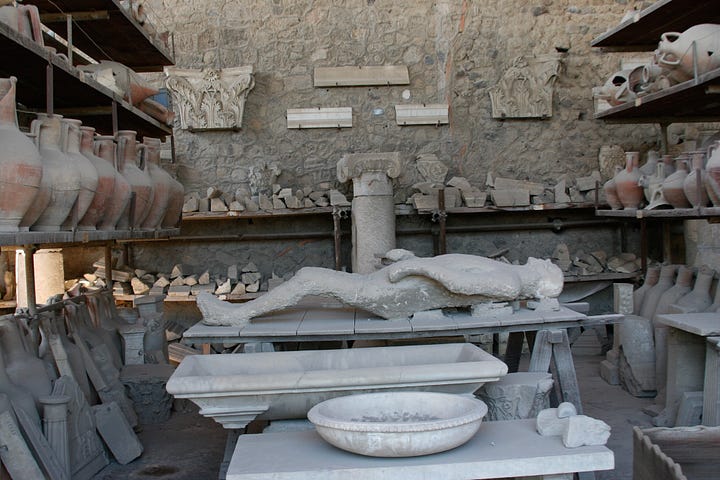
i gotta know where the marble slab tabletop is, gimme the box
[655,313,720,337]
[226,419,614,480]
[182,303,604,342]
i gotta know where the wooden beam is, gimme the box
[40,11,110,23]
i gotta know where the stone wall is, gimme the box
[129,0,658,279]
[144,0,659,194]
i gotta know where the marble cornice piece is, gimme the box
[164,66,255,131]
[489,54,563,119]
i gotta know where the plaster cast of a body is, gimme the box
[197,249,564,327]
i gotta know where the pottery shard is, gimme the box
[329,190,350,206]
[242,272,262,284]
[131,278,150,295]
[562,415,611,448]
[230,282,246,295]
[447,176,473,192]
[241,262,258,273]
[493,177,545,196]
[182,197,199,213]
[210,197,228,212]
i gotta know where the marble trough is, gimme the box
[166,343,507,429]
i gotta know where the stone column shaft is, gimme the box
[40,394,72,478]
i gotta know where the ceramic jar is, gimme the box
[115,130,153,229]
[60,119,98,228]
[0,77,43,232]
[655,24,720,84]
[661,157,691,209]
[77,127,116,230]
[674,267,715,313]
[639,150,659,177]
[705,140,720,206]
[139,137,172,230]
[651,266,694,321]
[603,166,623,210]
[639,264,677,320]
[633,266,660,315]
[683,151,710,208]
[95,135,132,230]
[614,151,644,209]
[20,114,81,231]
[661,154,676,177]
[0,317,52,406]
[161,172,184,229]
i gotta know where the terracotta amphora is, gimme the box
[77,127,116,230]
[20,114,81,231]
[161,172,184,229]
[639,264,677,320]
[60,118,98,228]
[661,157,691,208]
[0,4,43,46]
[0,316,52,408]
[0,77,42,232]
[614,151,644,209]
[661,154,675,178]
[96,135,132,230]
[704,140,720,206]
[603,166,623,210]
[633,266,660,315]
[139,137,172,230]
[655,24,720,84]
[115,131,153,229]
[683,151,710,208]
[639,150,659,177]
[673,266,715,313]
[651,266,694,322]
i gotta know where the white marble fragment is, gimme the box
[562,415,611,448]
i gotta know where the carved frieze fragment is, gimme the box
[287,107,352,129]
[164,66,255,131]
[489,54,562,119]
[395,104,448,126]
[314,66,409,87]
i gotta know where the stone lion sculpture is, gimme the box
[197,249,564,327]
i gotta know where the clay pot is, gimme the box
[639,264,677,320]
[705,140,720,206]
[162,173,184,228]
[655,24,720,84]
[95,135,132,231]
[674,266,715,313]
[115,130,153,228]
[139,137,172,230]
[0,317,52,407]
[614,151,644,209]
[683,151,710,208]
[597,69,636,106]
[639,150,659,177]
[603,167,623,210]
[60,119,98,228]
[643,162,668,205]
[661,154,675,178]
[633,266,660,315]
[661,157,691,208]
[20,114,81,231]
[77,127,116,230]
[0,77,43,232]
[651,266,694,321]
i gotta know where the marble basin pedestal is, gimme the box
[166,343,507,429]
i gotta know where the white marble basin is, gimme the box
[307,392,488,457]
[166,343,507,429]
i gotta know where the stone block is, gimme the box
[206,186,223,198]
[278,188,293,199]
[93,402,143,464]
[230,282,246,295]
[477,372,553,421]
[169,276,185,286]
[554,180,571,203]
[227,264,238,281]
[190,284,215,296]
[246,281,260,293]
[272,196,286,209]
[285,196,302,209]
[493,177,545,196]
[182,196,198,212]
[536,408,568,436]
[241,262,258,273]
[183,274,198,286]
[600,359,620,385]
[130,278,150,295]
[557,402,577,418]
[329,190,350,206]
[446,176,473,191]
[198,271,211,285]
[170,264,183,278]
[241,272,262,284]
[258,194,273,211]
[215,279,232,295]
[314,197,330,207]
[210,197,228,212]
[412,194,438,210]
[229,200,245,212]
[461,188,487,207]
[197,198,210,212]
[167,285,191,297]
[244,198,260,212]
[562,415,611,448]
[491,189,530,207]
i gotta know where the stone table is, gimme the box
[655,313,720,427]
[226,418,614,480]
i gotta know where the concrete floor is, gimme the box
[91,331,655,480]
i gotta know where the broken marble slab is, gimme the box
[563,415,611,448]
[0,395,47,480]
[493,177,545,196]
[446,176,472,192]
[329,190,350,206]
[461,188,487,207]
[93,401,143,464]
[168,285,191,297]
[491,189,530,207]
[554,179,572,203]
[210,197,228,212]
[575,171,602,192]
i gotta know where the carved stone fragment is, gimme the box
[489,54,562,119]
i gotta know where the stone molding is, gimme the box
[164,66,255,131]
[489,54,562,119]
[336,152,402,183]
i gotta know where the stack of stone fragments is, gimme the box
[0,288,175,479]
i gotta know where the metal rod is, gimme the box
[112,101,119,135]
[104,242,113,286]
[46,64,53,116]
[66,14,73,65]
[332,208,342,271]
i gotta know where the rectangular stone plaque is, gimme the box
[287,107,352,129]
[395,104,449,125]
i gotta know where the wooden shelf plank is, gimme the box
[25,0,173,71]
[594,68,720,123]
[0,22,171,138]
[0,228,180,248]
[595,207,720,219]
[414,202,599,215]
[181,207,340,222]
[591,0,720,51]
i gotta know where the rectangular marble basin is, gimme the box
[166,343,507,429]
